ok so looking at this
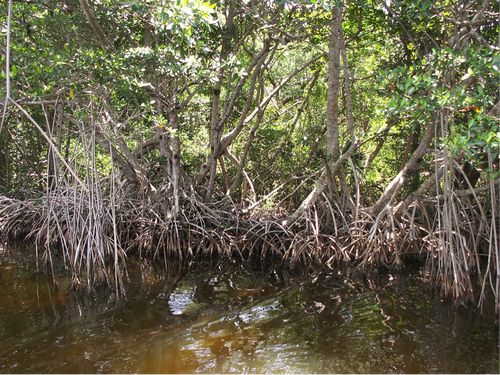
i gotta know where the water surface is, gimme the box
[0,246,498,373]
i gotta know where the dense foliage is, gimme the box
[0,0,497,199]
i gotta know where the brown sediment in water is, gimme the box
[0,252,497,373]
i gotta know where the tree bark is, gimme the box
[286,142,358,226]
[410,123,421,192]
[393,165,443,219]
[78,0,112,49]
[195,52,320,187]
[285,6,345,225]
[363,120,396,171]
[94,130,141,188]
[45,103,62,192]
[326,6,342,172]
[340,31,355,143]
[195,46,269,188]
[205,3,236,200]
[228,81,266,199]
[224,150,256,202]
[169,109,181,217]
[326,5,351,206]
[370,118,436,217]
[398,129,413,171]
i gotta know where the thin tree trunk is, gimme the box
[195,52,320,186]
[339,30,356,210]
[327,6,351,206]
[398,130,413,171]
[196,48,266,187]
[228,82,266,199]
[224,150,256,202]
[220,156,229,193]
[340,32,355,143]
[363,120,396,171]
[219,40,273,129]
[409,123,421,192]
[364,139,383,171]
[326,6,342,173]
[78,0,112,49]
[157,128,173,178]
[93,129,140,188]
[285,6,345,225]
[169,109,181,216]
[370,118,436,217]
[286,142,358,226]
[205,3,236,200]
[393,164,444,219]
[45,103,62,192]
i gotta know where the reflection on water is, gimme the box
[0,246,498,373]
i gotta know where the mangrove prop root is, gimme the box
[0,192,497,311]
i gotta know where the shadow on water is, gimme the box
[0,245,498,373]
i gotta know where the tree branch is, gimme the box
[79,0,112,49]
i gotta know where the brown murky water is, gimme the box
[0,246,498,373]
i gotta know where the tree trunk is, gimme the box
[270,71,320,162]
[363,120,396,172]
[393,165,444,219]
[326,6,351,206]
[285,6,345,225]
[205,3,236,200]
[286,142,358,226]
[78,0,112,49]
[196,46,267,188]
[46,103,62,192]
[195,50,319,187]
[339,30,356,210]
[409,123,421,192]
[370,118,436,217]
[340,32,355,143]
[228,84,265,200]
[169,109,181,217]
[326,5,342,174]
[224,150,256,202]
